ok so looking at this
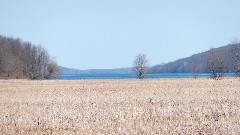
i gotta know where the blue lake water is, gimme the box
[59,73,236,80]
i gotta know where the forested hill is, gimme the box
[149,44,240,73]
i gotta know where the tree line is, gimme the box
[0,35,59,79]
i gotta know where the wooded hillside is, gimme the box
[149,44,240,74]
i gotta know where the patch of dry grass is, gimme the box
[0,78,240,134]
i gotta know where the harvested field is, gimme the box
[0,78,240,134]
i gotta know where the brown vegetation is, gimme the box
[0,79,239,134]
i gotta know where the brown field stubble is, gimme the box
[0,78,239,134]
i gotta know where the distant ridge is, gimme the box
[59,66,84,74]
[59,66,133,74]
[149,44,240,73]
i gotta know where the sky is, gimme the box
[0,0,240,69]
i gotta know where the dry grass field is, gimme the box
[0,78,240,134]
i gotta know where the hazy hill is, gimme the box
[59,66,84,74]
[149,44,240,73]
[59,66,133,74]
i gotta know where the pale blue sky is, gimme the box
[1,0,240,69]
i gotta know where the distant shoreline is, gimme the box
[58,73,237,80]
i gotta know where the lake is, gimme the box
[59,73,236,80]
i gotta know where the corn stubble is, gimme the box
[0,79,239,134]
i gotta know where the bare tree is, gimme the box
[206,48,225,79]
[234,46,240,77]
[231,37,240,45]
[230,38,240,77]
[28,45,39,79]
[0,38,5,75]
[133,54,149,79]
[191,55,198,79]
[37,45,50,79]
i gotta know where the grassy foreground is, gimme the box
[0,78,239,134]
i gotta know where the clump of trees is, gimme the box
[133,54,149,79]
[206,48,225,79]
[204,39,240,79]
[0,35,59,79]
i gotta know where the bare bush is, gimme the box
[133,54,149,79]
